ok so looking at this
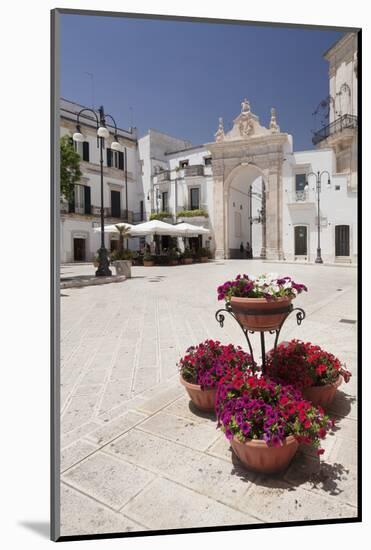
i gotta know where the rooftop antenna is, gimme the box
[84,72,95,110]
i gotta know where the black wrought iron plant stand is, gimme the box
[215,302,306,372]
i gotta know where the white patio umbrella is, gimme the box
[93,222,134,234]
[174,222,210,236]
[129,219,183,236]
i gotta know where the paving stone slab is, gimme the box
[137,411,220,452]
[284,452,357,507]
[63,452,155,510]
[61,394,101,434]
[162,395,216,424]
[97,379,133,413]
[60,483,148,536]
[61,421,103,449]
[86,410,148,446]
[61,439,98,473]
[73,384,104,397]
[328,436,358,467]
[77,368,108,386]
[329,415,357,442]
[132,368,159,394]
[206,434,234,462]
[242,476,357,522]
[104,428,255,508]
[97,396,147,422]
[134,385,184,415]
[121,477,260,530]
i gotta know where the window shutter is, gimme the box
[118,151,124,170]
[68,193,75,213]
[83,141,90,162]
[111,190,121,218]
[107,148,112,167]
[84,186,91,215]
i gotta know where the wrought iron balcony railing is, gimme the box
[312,114,357,146]
[156,170,171,182]
[184,164,204,177]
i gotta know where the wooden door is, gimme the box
[73,238,86,261]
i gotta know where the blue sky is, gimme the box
[60,14,343,151]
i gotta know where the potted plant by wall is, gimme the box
[182,247,193,264]
[216,370,333,473]
[131,251,143,266]
[266,339,352,408]
[198,247,209,263]
[143,251,155,267]
[217,273,308,331]
[168,248,179,266]
[178,340,255,412]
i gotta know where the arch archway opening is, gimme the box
[225,164,266,260]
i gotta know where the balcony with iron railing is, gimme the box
[312,114,357,146]
[176,203,209,220]
[286,189,315,209]
[61,200,148,224]
[155,170,171,182]
[184,164,204,177]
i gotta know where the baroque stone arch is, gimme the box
[207,98,290,260]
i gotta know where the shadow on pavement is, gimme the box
[328,390,357,418]
[229,447,351,497]
[188,400,216,422]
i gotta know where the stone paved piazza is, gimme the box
[60,260,358,536]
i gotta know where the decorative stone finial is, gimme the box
[215,117,225,142]
[269,107,280,133]
[241,98,250,114]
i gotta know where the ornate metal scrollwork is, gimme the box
[215,302,306,372]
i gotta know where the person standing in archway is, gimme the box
[246,241,252,259]
[239,242,244,258]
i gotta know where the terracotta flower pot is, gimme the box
[183,258,193,265]
[231,435,299,474]
[143,260,155,267]
[230,296,293,332]
[200,257,209,263]
[302,375,342,408]
[179,375,216,412]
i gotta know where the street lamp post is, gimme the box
[305,170,331,264]
[73,105,121,276]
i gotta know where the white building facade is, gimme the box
[60,99,145,263]
[60,33,357,265]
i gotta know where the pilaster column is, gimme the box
[260,180,267,259]
[265,169,284,260]
[213,177,225,259]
